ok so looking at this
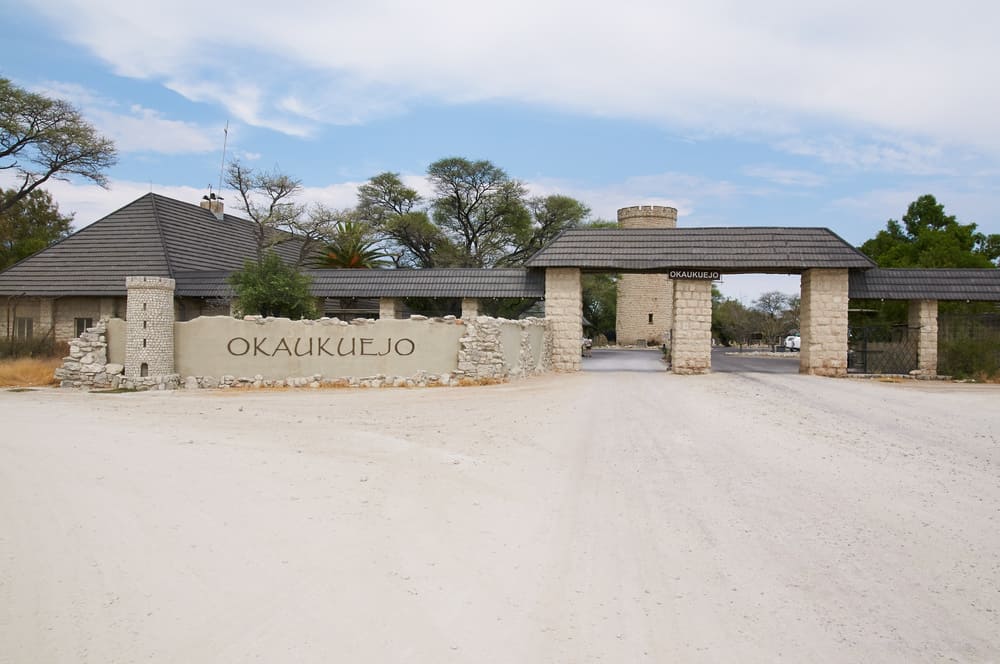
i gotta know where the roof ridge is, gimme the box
[0,193,160,277]
[147,194,176,279]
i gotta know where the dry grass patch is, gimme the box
[0,357,62,387]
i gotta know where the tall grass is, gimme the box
[0,357,62,387]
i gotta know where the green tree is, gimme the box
[582,273,618,341]
[860,195,999,268]
[428,157,530,267]
[312,219,387,269]
[579,219,620,341]
[228,251,317,319]
[0,187,72,270]
[751,291,798,345]
[357,172,455,267]
[856,195,1000,327]
[501,194,591,266]
[712,297,767,348]
[0,79,117,215]
[357,159,590,269]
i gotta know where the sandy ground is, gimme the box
[1,353,999,663]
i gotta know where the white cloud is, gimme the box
[777,137,954,176]
[33,80,218,155]
[742,165,825,188]
[28,0,1000,152]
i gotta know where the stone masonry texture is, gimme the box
[461,298,481,320]
[125,276,176,379]
[800,269,849,377]
[545,268,582,372]
[908,299,938,375]
[379,297,401,320]
[671,280,712,374]
[616,206,676,345]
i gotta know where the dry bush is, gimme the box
[0,357,62,387]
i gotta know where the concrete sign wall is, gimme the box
[57,310,550,390]
[175,316,466,380]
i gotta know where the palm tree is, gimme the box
[312,220,387,269]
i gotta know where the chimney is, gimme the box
[200,193,224,220]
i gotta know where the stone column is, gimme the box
[379,297,402,320]
[615,206,676,345]
[671,280,712,374]
[125,276,175,379]
[461,298,480,320]
[800,269,849,376]
[908,299,938,376]
[545,268,582,372]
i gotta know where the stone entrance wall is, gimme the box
[56,276,550,390]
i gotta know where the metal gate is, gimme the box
[848,324,918,374]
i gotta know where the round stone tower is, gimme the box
[615,206,677,346]
[125,276,176,379]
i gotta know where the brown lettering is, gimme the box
[227,337,250,356]
[360,338,376,356]
[337,338,356,356]
[294,338,314,356]
[253,337,271,356]
[395,338,415,356]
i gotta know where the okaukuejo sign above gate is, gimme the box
[667,270,721,280]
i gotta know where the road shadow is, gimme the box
[582,349,667,372]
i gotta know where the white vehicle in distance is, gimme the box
[784,333,801,351]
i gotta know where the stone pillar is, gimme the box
[800,269,849,376]
[545,268,582,372]
[379,297,402,320]
[671,280,712,374]
[125,276,175,379]
[616,206,676,346]
[461,298,480,320]
[909,299,938,376]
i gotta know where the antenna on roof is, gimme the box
[217,120,229,194]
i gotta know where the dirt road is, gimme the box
[2,366,998,663]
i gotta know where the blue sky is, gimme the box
[3,0,998,302]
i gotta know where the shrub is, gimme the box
[939,339,1000,379]
[228,251,318,319]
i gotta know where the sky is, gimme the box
[3,0,999,302]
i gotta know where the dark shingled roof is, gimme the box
[525,228,875,272]
[174,268,545,299]
[307,268,545,298]
[849,268,1000,301]
[0,193,301,297]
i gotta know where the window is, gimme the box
[648,313,654,324]
[75,317,94,337]
[15,317,33,339]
